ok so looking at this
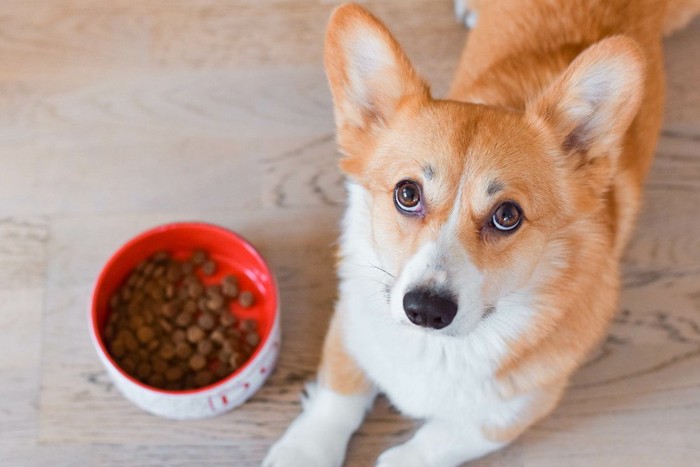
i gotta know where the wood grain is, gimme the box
[0,1,698,465]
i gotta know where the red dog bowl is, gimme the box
[89,222,280,419]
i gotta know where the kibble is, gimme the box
[222,281,238,298]
[229,352,243,369]
[195,371,214,387]
[215,362,231,378]
[201,260,216,276]
[222,274,238,287]
[165,283,176,299]
[143,310,155,325]
[181,261,194,275]
[184,373,197,390]
[219,313,236,327]
[197,339,214,356]
[137,326,155,344]
[159,343,175,360]
[206,284,222,298]
[153,251,169,263]
[197,312,216,331]
[149,373,165,388]
[192,250,207,266]
[121,356,137,374]
[158,318,173,334]
[187,282,203,299]
[166,265,181,282]
[137,361,151,379]
[130,315,144,329]
[172,329,186,343]
[187,325,205,344]
[165,365,184,382]
[152,357,168,374]
[183,300,197,314]
[238,291,255,308]
[175,311,193,328]
[124,332,139,352]
[210,328,226,343]
[189,353,207,371]
[111,340,126,358]
[246,332,260,347]
[175,341,193,359]
[104,250,262,391]
[206,294,224,312]
[161,302,176,318]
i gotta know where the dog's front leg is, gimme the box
[376,418,504,467]
[264,312,375,467]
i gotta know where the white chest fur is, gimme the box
[336,183,534,425]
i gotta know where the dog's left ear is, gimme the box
[324,4,430,163]
[527,36,644,184]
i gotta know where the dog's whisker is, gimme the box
[368,262,396,278]
[344,260,396,279]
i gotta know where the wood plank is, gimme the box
[0,0,698,465]
[0,218,48,458]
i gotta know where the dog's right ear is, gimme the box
[324,4,430,166]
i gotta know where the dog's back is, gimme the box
[451,0,698,254]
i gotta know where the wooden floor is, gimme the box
[1,1,699,465]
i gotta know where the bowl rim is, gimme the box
[89,221,279,396]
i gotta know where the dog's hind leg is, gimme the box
[263,312,376,467]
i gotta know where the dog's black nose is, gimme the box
[403,289,458,330]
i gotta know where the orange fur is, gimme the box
[446,0,672,441]
[446,4,625,369]
[482,383,564,443]
[318,313,373,396]
[664,0,700,34]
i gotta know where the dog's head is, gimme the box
[326,5,643,336]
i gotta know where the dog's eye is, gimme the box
[394,180,422,213]
[492,202,522,232]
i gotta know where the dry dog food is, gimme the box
[105,250,260,391]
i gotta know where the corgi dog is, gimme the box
[265,1,700,465]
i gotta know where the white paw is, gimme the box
[263,427,347,467]
[376,443,428,467]
[263,441,328,467]
[453,0,479,29]
[264,385,373,467]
